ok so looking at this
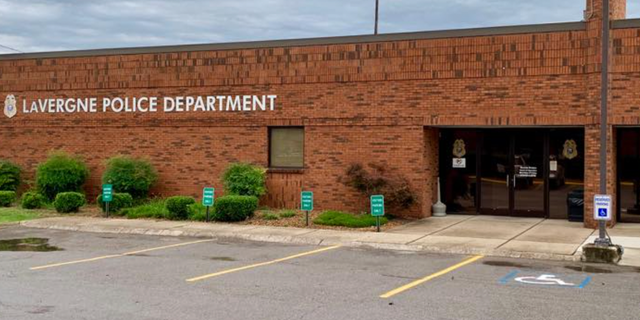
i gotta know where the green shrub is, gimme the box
[341,163,415,216]
[279,209,297,218]
[21,192,46,209]
[165,196,196,220]
[36,152,89,201]
[187,203,208,221]
[53,192,86,213]
[0,191,17,207]
[102,156,158,200]
[213,195,258,222]
[262,213,279,220]
[121,200,168,219]
[222,163,267,197]
[0,160,21,191]
[313,210,388,228]
[97,193,134,214]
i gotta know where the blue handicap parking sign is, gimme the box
[598,208,607,217]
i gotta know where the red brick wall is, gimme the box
[2,1,640,224]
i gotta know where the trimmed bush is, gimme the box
[340,163,415,217]
[0,160,21,191]
[187,203,208,221]
[37,152,89,201]
[97,193,134,214]
[53,192,86,213]
[313,210,388,228]
[102,156,158,200]
[121,200,168,219]
[222,163,267,197]
[165,196,196,220]
[21,192,46,209]
[213,195,258,222]
[0,191,17,207]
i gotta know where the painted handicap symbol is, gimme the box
[499,270,591,289]
[514,274,575,287]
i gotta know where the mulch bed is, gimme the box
[240,209,408,232]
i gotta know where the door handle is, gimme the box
[506,174,509,188]
[513,174,516,188]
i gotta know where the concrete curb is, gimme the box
[19,218,581,262]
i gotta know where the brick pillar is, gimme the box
[584,125,617,228]
[423,127,439,218]
[585,0,626,20]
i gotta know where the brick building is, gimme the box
[1,0,640,228]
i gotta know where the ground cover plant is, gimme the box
[313,210,388,228]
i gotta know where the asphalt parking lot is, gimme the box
[1,226,639,320]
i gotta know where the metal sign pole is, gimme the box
[596,0,611,247]
[376,216,380,233]
[106,202,110,218]
[374,0,379,35]
[206,206,210,222]
[306,211,309,227]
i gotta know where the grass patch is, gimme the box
[120,200,168,219]
[279,209,297,218]
[313,210,388,228]
[262,213,279,221]
[0,207,42,224]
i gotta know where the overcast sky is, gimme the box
[1,0,639,54]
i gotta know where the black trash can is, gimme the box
[567,189,584,222]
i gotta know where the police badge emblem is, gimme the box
[563,139,578,160]
[3,95,17,118]
[453,139,466,158]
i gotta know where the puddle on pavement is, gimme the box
[210,256,235,261]
[564,265,640,274]
[482,261,529,268]
[483,260,640,274]
[0,238,62,252]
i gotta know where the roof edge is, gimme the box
[612,18,640,29]
[0,21,585,61]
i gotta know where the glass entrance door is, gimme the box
[480,130,545,217]
[512,132,545,217]
[480,131,511,215]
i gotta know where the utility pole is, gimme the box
[374,0,380,35]
[595,0,612,247]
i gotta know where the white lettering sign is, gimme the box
[593,194,612,221]
[17,95,278,116]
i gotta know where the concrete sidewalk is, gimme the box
[16,215,639,264]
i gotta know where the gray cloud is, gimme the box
[0,0,639,54]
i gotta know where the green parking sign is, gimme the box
[202,187,215,207]
[102,184,113,203]
[370,195,384,217]
[301,191,313,211]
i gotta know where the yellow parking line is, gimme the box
[30,239,215,270]
[187,245,341,282]
[380,255,483,299]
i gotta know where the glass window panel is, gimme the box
[270,128,304,168]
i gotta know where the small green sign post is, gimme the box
[370,195,384,232]
[301,191,313,226]
[202,187,215,222]
[102,184,113,218]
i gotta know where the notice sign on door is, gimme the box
[593,194,612,221]
[453,158,466,168]
[517,166,537,178]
